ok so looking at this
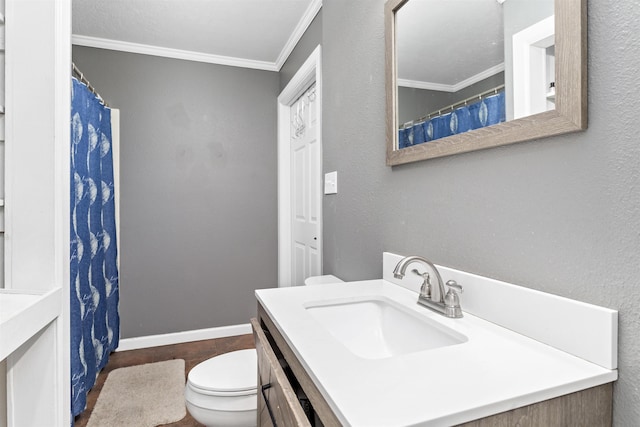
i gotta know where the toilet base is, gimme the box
[186,400,256,427]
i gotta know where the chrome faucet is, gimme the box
[393,255,463,318]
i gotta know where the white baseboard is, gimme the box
[116,323,252,352]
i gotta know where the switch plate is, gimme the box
[324,171,337,194]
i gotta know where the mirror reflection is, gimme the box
[396,0,555,149]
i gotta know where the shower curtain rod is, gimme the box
[405,84,506,127]
[72,62,109,107]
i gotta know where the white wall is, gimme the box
[3,0,71,424]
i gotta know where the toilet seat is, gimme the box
[189,383,255,397]
[187,349,257,396]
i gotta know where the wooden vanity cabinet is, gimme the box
[253,302,613,427]
[251,317,311,427]
[253,303,341,427]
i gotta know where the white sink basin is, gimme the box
[305,296,467,359]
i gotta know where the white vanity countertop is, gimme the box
[256,279,617,427]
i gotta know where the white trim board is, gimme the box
[116,323,252,352]
[72,0,322,72]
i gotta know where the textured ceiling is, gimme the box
[72,0,315,66]
[397,0,504,88]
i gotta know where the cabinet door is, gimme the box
[251,318,312,427]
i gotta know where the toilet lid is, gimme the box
[188,349,257,395]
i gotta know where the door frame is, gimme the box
[277,45,322,287]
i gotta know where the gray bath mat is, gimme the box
[87,359,186,427]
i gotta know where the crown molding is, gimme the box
[274,0,322,70]
[451,62,505,92]
[71,34,280,72]
[72,0,322,73]
[398,63,505,93]
[397,79,454,92]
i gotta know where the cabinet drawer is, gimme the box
[251,318,312,427]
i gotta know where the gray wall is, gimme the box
[321,0,640,424]
[398,86,452,125]
[72,47,280,338]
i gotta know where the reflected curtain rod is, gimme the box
[406,84,506,127]
[72,62,109,107]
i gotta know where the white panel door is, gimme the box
[290,84,320,287]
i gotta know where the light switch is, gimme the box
[324,171,337,194]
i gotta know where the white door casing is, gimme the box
[512,15,555,120]
[278,46,322,287]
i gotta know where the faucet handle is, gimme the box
[412,269,431,298]
[444,280,463,318]
[412,269,429,279]
[445,280,463,293]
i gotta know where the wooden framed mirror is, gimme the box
[385,0,587,166]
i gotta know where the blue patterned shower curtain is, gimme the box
[399,91,506,148]
[70,78,120,418]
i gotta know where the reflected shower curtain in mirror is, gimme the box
[399,91,506,149]
[70,78,120,418]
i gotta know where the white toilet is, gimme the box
[185,275,343,426]
[185,349,258,427]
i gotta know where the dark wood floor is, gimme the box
[73,333,256,427]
